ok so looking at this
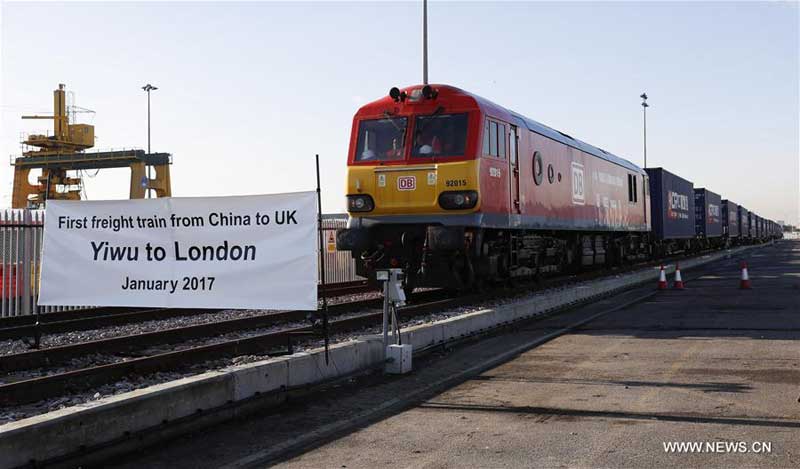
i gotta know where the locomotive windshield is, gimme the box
[412,113,468,158]
[355,117,407,161]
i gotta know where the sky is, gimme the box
[1,1,798,224]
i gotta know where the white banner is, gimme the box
[38,192,319,310]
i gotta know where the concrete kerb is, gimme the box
[0,370,232,469]
[227,356,289,402]
[0,244,760,468]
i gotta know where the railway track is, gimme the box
[0,291,456,406]
[0,248,753,409]
[0,280,373,340]
[0,290,447,373]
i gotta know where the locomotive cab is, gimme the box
[338,85,489,289]
[345,85,483,218]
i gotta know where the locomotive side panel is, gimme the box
[516,131,649,232]
[517,131,573,228]
[477,154,509,218]
[477,115,511,220]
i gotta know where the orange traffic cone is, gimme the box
[739,262,751,289]
[657,265,668,290]
[673,263,685,290]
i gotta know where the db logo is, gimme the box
[398,176,416,191]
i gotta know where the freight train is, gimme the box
[336,84,783,292]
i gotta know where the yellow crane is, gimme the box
[11,83,172,208]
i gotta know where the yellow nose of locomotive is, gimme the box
[347,160,479,216]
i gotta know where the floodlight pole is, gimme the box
[142,84,158,198]
[423,0,428,85]
[641,92,649,168]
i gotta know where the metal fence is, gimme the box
[321,214,363,284]
[0,209,362,318]
[0,209,82,317]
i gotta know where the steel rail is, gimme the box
[0,294,462,406]
[0,281,373,339]
[0,291,442,373]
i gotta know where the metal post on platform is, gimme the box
[21,209,41,348]
[315,154,330,365]
[380,269,409,373]
[379,269,406,359]
[381,273,390,355]
[44,172,51,208]
[391,303,401,346]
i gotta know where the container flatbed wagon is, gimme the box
[757,215,763,239]
[738,206,751,241]
[722,199,739,240]
[645,167,695,255]
[694,188,722,248]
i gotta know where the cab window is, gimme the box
[483,119,507,159]
[498,123,506,158]
[483,120,490,155]
[411,113,469,157]
[355,117,408,162]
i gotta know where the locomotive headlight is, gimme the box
[438,191,478,210]
[347,194,375,212]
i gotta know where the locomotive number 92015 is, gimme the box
[445,179,468,187]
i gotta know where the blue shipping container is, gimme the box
[722,200,739,238]
[738,206,750,238]
[694,188,723,238]
[646,168,695,240]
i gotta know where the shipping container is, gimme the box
[738,206,750,239]
[694,188,722,238]
[722,200,739,238]
[646,168,695,240]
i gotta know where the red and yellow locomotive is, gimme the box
[337,84,652,291]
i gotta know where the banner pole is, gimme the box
[316,154,330,365]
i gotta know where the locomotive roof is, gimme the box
[358,84,645,174]
[464,88,645,174]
